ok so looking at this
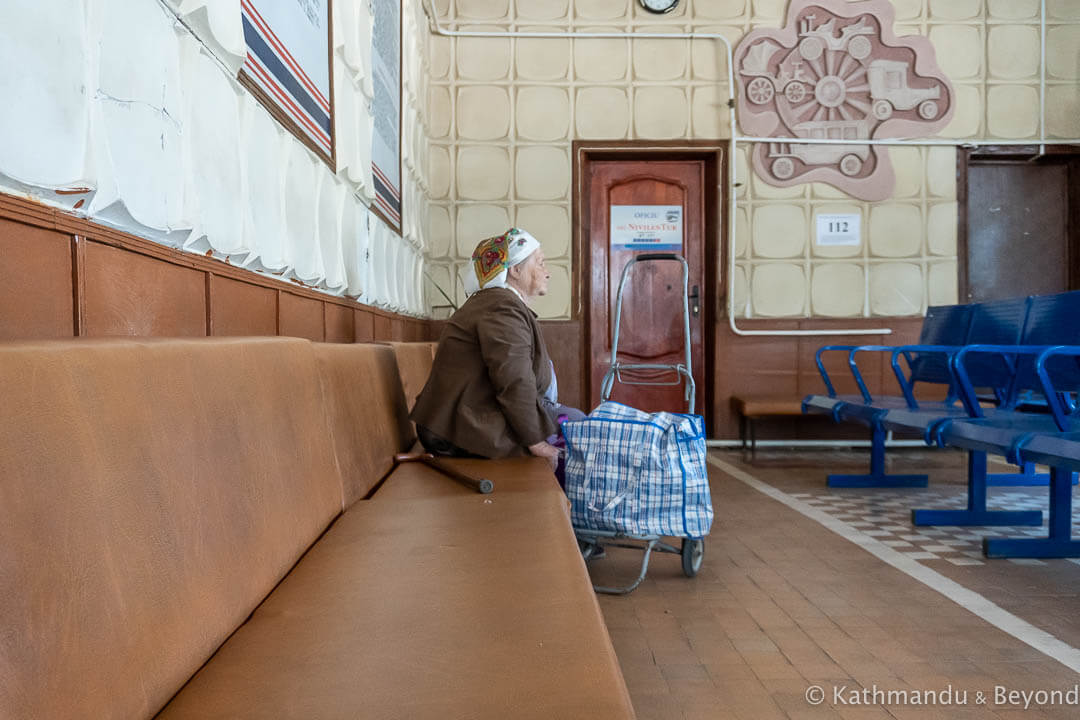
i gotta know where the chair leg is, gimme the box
[827,422,929,488]
[985,465,1080,558]
[749,418,757,461]
[913,451,1043,527]
[986,460,1079,486]
[987,461,1050,486]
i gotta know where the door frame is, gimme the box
[572,140,727,430]
[957,144,1080,302]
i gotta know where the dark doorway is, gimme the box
[959,147,1080,302]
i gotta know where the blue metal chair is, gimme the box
[877,296,1037,499]
[804,296,1080,495]
[926,294,1080,556]
[802,304,974,487]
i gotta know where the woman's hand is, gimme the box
[528,441,561,472]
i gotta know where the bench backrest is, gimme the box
[907,304,974,384]
[0,338,345,720]
[383,341,437,414]
[1019,290,1080,346]
[314,343,415,505]
[1013,290,1080,395]
[969,296,1029,345]
[961,296,1031,390]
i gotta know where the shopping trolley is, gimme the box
[565,253,712,595]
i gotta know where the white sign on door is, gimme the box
[815,213,861,246]
[610,205,683,251]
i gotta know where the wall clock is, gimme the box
[638,0,679,15]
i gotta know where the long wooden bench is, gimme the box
[0,337,634,719]
[730,395,806,456]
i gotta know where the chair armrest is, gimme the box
[1035,346,1080,431]
[845,345,900,404]
[814,345,857,398]
[953,345,1050,418]
[886,344,964,410]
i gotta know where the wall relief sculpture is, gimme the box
[734,0,954,200]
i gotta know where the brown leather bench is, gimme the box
[382,340,439,414]
[0,337,634,719]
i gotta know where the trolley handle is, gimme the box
[634,253,679,262]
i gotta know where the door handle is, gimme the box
[688,285,700,318]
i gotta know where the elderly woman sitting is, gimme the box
[411,228,584,470]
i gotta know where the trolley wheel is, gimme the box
[917,99,939,120]
[681,538,704,577]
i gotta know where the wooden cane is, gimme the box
[394,453,494,494]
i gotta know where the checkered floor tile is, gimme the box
[787,487,1080,566]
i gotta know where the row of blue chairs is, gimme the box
[802,290,1080,558]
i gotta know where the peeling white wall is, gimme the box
[0,0,432,316]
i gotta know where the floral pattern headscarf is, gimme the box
[460,228,540,296]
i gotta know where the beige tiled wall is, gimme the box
[422,0,1080,320]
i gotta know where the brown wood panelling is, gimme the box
[324,303,355,343]
[373,314,392,340]
[0,218,74,339]
[711,317,926,439]
[0,191,438,344]
[410,319,430,341]
[712,321,800,439]
[210,275,277,337]
[83,241,206,337]
[540,320,584,412]
[408,319,428,341]
[279,292,325,341]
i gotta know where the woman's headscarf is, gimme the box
[460,228,540,296]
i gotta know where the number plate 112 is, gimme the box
[815,213,861,247]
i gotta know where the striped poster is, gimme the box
[240,0,333,161]
[371,0,401,233]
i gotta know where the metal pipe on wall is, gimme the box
[706,438,925,449]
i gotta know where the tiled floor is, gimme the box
[787,487,1080,567]
[589,448,1080,720]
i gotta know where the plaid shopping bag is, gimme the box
[562,401,713,538]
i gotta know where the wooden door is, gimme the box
[586,160,706,414]
[962,156,1079,302]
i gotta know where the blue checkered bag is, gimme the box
[561,401,712,538]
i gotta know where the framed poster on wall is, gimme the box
[239,0,335,168]
[370,0,402,235]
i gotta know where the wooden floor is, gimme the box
[591,449,1080,720]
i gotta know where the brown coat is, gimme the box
[410,287,556,458]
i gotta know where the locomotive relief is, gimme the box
[734,0,954,201]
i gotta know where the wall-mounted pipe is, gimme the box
[418,0,1077,338]
[1041,0,1048,155]
[706,438,925,449]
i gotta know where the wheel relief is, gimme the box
[734,0,955,201]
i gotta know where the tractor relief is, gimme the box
[734,0,954,201]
